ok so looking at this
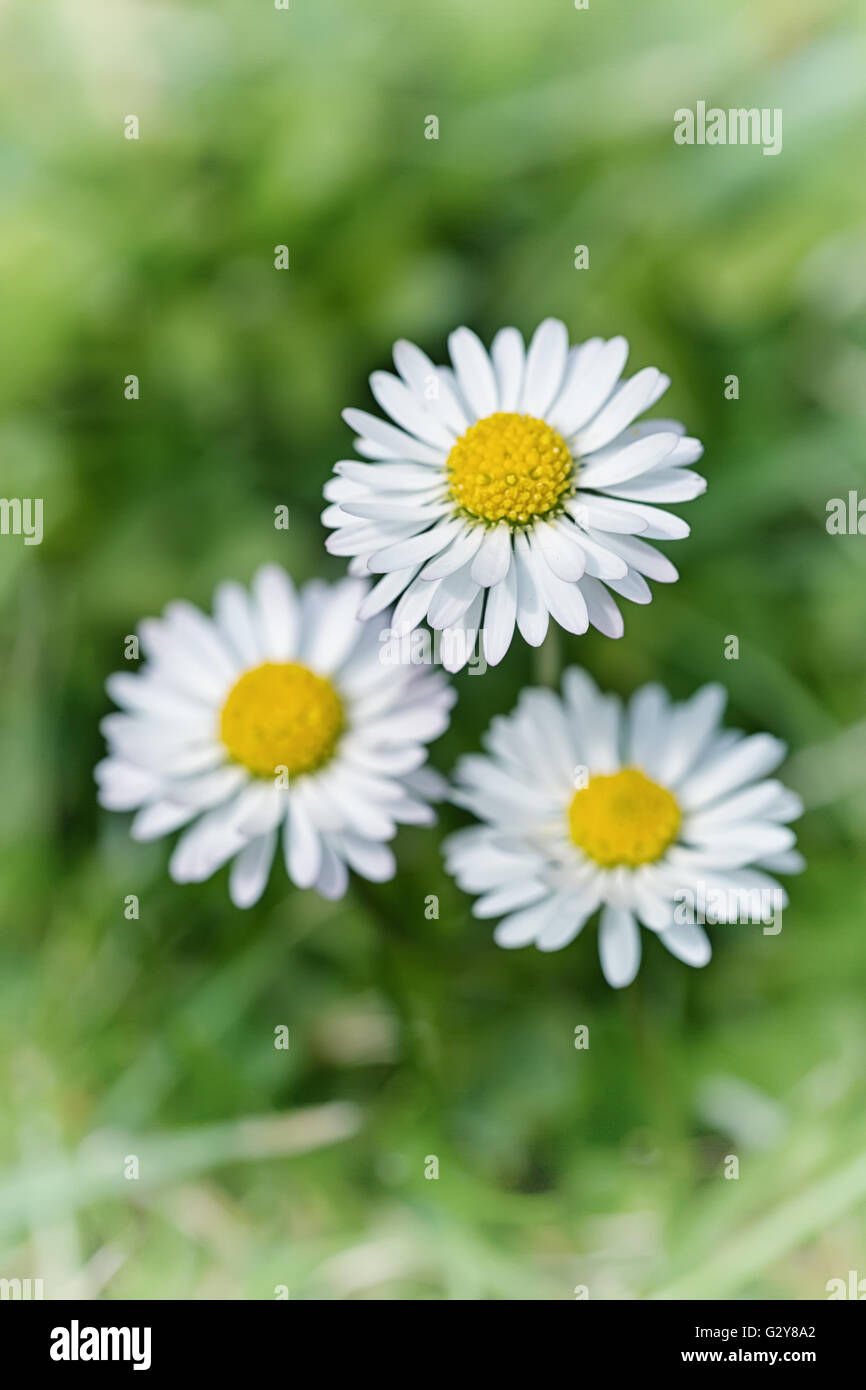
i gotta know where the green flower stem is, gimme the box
[534,624,561,689]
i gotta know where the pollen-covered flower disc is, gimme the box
[96,567,455,907]
[323,320,706,671]
[444,670,804,988]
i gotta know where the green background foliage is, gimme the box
[1,0,865,1299]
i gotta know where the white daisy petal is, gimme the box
[325,519,414,558]
[342,738,425,776]
[391,339,467,432]
[605,567,652,604]
[667,841,772,872]
[169,800,248,883]
[229,830,277,909]
[357,566,420,620]
[682,821,797,861]
[645,372,671,409]
[677,734,788,811]
[576,368,663,454]
[514,531,550,647]
[97,716,221,776]
[578,575,624,639]
[332,833,396,882]
[229,779,287,837]
[439,589,484,673]
[592,531,678,583]
[334,459,439,490]
[527,536,589,635]
[284,793,323,888]
[312,836,350,900]
[490,326,525,411]
[534,518,586,582]
[426,563,480,630]
[137,620,229,703]
[131,799,198,841]
[392,572,441,635]
[667,436,704,466]
[535,908,594,952]
[630,873,676,930]
[561,667,611,767]
[433,368,473,433]
[756,849,806,874]
[547,337,603,430]
[599,905,641,988]
[519,317,569,416]
[214,581,263,666]
[420,526,485,580]
[161,601,239,683]
[470,523,512,587]
[253,564,300,661]
[537,879,602,951]
[566,495,649,534]
[444,830,545,890]
[514,689,576,788]
[625,681,675,772]
[657,921,712,967]
[323,483,363,511]
[565,531,627,582]
[340,496,450,524]
[581,495,689,540]
[302,577,368,674]
[95,758,162,811]
[393,338,436,395]
[482,559,518,667]
[493,895,561,949]
[163,764,246,809]
[685,779,801,831]
[657,683,727,787]
[361,701,454,745]
[448,326,498,419]
[629,418,685,438]
[369,371,456,451]
[599,468,706,504]
[342,408,446,465]
[577,432,680,489]
[553,336,629,437]
[473,878,549,918]
[403,763,448,802]
[368,518,460,574]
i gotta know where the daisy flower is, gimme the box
[444,670,804,987]
[96,566,455,907]
[323,319,705,671]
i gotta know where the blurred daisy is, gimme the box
[324,320,705,671]
[444,670,804,987]
[96,566,455,907]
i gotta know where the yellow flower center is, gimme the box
[446,412,574,525]
[568,768,681,868]
[220,662,343,778]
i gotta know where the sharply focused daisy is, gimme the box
[96,566,455,907]
[444,670,804,987]
[324,320,705,671]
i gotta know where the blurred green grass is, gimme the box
[1,0,865,1299]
